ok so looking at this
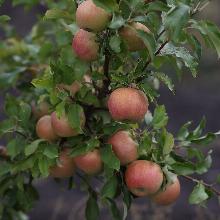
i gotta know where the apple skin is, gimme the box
[107,88,149,122]
[119,22,150,51]
[76,0,111,32]
[108,130,138,165]
[51,112,85,137]
[0,146,8,158]
[72,29,99,61]
[32,101,50,119]
[50,148,75,178]
[36,115,58,141]
[74,149,103,175]
[151,177,181,205]
[125,160,163,197]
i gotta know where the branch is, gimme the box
[76,171,99,195]
[136,40,169,83]
[181,175,220,196]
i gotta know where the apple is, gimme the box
[51,111,85,137]
[32,101,50,119]
[72,29,99,61]
[151,177,181,205]
[50,148,75,178]
[119,22,150,51]
[107,87,149,122]
[36,115,58,141]
[74,149,102,175]
[125,160,163,197]
[76,0,111,32]
[0,146,8,158]
[108,130,138,165]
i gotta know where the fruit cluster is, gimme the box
[33,0,181,206]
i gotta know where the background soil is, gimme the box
[0,1,220,219]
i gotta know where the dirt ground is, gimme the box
[0,1,220,219]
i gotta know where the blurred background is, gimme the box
[0,1,219,219]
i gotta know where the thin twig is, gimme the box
[181,175,220,196]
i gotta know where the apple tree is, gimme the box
[0,0,220,219]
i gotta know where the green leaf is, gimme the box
[137,30,156,60]
[70,138,99,157]
[109,13,125,29]
[38,157,50,177]
[165,3,190,41]
[162,130,174,155]
[138,132,152,156]
[108,199,122,220]
[177,121,192,141]
[191,133,217,145]
[110,35,122,53]
[160,43,198,77]
[85,193,100,220]
[152,105,168,129]
[189,183,209,205]
[44,9,73,20]
[171,162,195,175]
[191,20,220,58]
[25,140,44,156]
[0,15,11,23]
[43,145,59,159]
[93,0,119,12]
[101,144,120,171]
[153,72,174,93]
[216,174,220,184]
[146,1,169,12]
[0,162,11,176]
[67,104,85,133]
[101,175,118,199]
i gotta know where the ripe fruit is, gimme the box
[74,149,102,175]
[32,101,50,119]
[125,160,163,197]
[152,177,181,205]
[108,88,149,122]
[0,146,8,158]
[51,111,85,137]
[76,0,111,32]
[119,22,150,51]
[36,115,58,141]
[50,149,75,178]
[72,29,99,61]
[108,130,138,165]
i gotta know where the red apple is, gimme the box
[74,149,102,175]
[108,130,138,165]
[107,87,149,122]
[50,148,75,178]
[36,115,58,141]
[125,160,163,197]
[151,177,181,205]
[76,0,111,32]
[119,22,150,51]
[51,111,85,137]
[72,29,99,61]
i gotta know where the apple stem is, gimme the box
[181,175,220,196]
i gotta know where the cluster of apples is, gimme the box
[72,0,151,62]
[34,0,180,206]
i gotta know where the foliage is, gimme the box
[0,0,220,219]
